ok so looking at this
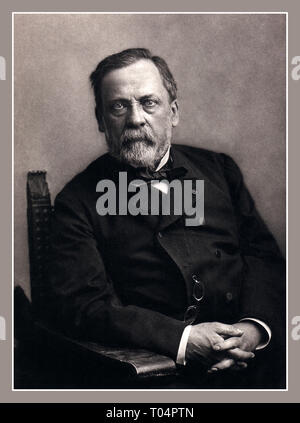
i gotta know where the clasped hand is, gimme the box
[186,321,262,373]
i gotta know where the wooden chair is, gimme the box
[15,170,180,389]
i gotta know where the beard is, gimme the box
[107,126,171,171]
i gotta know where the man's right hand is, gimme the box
[185,322,251,367]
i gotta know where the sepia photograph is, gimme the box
[13,12,286,390]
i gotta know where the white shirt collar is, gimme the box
[155,146,170,171]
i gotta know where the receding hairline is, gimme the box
[98,59,175,112]
[100,59,168,89]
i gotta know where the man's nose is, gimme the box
[126,103,145,127]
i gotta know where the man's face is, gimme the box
[98,59,179,170]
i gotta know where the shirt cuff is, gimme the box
[176,319,272,366]
[239,318,272,350]
[176,325,192,366]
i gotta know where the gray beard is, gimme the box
[118,139,169,170]
[107,128,170,170]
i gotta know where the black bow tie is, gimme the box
[135,166,187,181]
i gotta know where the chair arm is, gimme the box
[34,320,178,382]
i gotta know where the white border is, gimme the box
[12,11,288,394]
[12,8,14,394]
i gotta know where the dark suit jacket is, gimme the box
[47,144,285,365]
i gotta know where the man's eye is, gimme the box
[143,99,156,107]
[112,102,125,110]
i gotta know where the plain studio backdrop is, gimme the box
[14,13,286,298]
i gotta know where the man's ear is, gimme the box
[95,107,105,133]
[170,99,179,127]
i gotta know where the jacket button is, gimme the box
[226,292,233,302]
[215,249,221,258]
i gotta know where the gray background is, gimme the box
[14,13,286,299]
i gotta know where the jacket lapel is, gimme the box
[157,146,201,231]
[157,145,227,232]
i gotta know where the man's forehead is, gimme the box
[101,59,167,99]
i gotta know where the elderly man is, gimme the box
[48,48,285,388]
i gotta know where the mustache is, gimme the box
[121,127,155,146]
